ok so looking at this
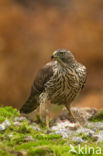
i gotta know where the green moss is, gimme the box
[16,143,72,156]
[0,106,103,156]
[0,106,20,122]
[89,110,103,122]
[0,143,16,156]
[77,132,96,143]
[0,116,6,123]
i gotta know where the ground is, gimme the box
[0,106,103,156]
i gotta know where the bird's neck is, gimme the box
[57,59,77,69]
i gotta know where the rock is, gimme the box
[96,136,103,143]
[76,128,95,136]
[72,137,85,144]
[13,121,22,126]
[87,122,97,128]
[32,125,40,131]
[0,124,5,131]
[8,134,13,138]
[3,119,11,127]
[50,119,80,138]
[55,129,69,139]
[88,132,94,137]
[91,131,103,143]
[0,119,11,131]
[24,136,34,142]
[51,121,69,138]
[14,117,27,122]
[51,119,80,130]
[87,122,103,131]
[32,122,41,131]
[59,107,98,125]
[92,135,99,141]
[98,131,103,137]
[89,131,103,142]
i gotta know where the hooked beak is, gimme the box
[51,51,57,59]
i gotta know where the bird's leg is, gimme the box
[65,105,76,122]
[40,106,50,129]
[65,105,81,128]
[46,112,49,129]
[39,97,51,129]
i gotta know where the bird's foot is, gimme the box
[66,109,81,127]
[67,109,76,123]
[69,117,77,123]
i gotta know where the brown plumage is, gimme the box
[20,49,87,121]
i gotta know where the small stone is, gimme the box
[88,132,94,137]
[24,136,34,142]
[51,119,81,138]
[87,122,103,131]
[96,137,103,143]
[51,121,69,138]
[3,119,11,127]
[55,129,69,139]
[14,117,27,122]
[0,124,5,131]
[32,122,41,131]
[76,128,95,136]
[32,126,40,131]
[13,121,22,126]
[98,131,103,137]
[8,134,13,138]
[87,122,96,128]
[92,131,103,142]
[93,135,99,141]
[52,119,79,131]
[72,137,85,144]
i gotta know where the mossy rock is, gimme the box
[89,110,103,122]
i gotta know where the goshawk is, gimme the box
[20,49,87,122]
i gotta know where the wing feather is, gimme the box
[31,61,56,95]
[20,61,56,113]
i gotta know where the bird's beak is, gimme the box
[51,51,57,59]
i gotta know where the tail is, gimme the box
[20,95,40,114]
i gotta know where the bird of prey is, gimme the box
[20,49,87,124]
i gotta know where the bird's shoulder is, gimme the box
[31,61,57,95]
[75,63,87,88]
[76,62,87,75]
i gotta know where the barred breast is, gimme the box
[45,63,86,105]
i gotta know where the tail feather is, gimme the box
[20,95,39,114]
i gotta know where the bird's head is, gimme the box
[51,49,76,66]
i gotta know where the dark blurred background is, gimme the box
[0,0,103,109]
